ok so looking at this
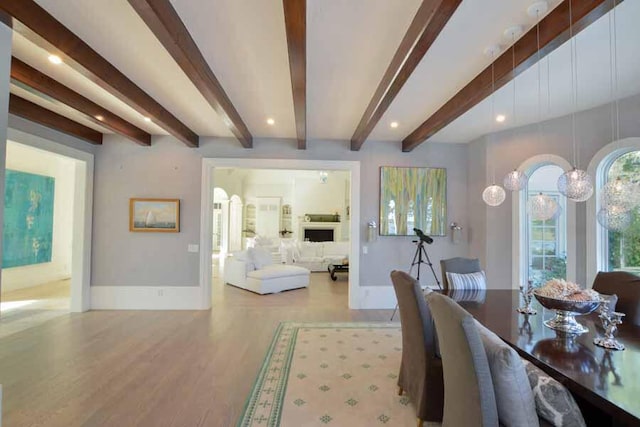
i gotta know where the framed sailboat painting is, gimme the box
[129,198,180,232]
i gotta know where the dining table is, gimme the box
[443,289,640,427]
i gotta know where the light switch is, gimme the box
[188,244,199,253]
[362,246,368,254]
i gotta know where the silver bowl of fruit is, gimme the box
[533,279,601,334]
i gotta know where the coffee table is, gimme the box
[328,263,348,281]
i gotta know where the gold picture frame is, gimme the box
[129,198,180,232]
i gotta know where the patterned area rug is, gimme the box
[238,322,421,427]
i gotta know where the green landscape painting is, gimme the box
[3,170,55,268]
[380,167,447,236]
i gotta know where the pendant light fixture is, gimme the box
[482,46,506,207]
[597,204,632,232]
[557,0,593,202]
[528,192,562,221]
[598,0,637,231]
[503,25,528,192]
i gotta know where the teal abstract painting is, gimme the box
[3,170,55,268]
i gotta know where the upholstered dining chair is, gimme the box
[425,292,499,427]
[592,271,640,326]
[390,270,444,426]
[440,257,482,290]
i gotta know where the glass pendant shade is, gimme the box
[601,177,636,211]
[557,168,593,202]
[597,205,632,231]
[482,184,506,207]
[527,193,561,221]
[503,170,528,191]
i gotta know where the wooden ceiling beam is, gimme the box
[11,57,151,146]
[350,0,462,151]
[0,0,199,147]
[402,0,620,152]
[283,0,306,149]
[9,94,102,145]
[128,0,253,148]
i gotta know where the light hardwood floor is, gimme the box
[0,273,392,426]
[0,279,70,339]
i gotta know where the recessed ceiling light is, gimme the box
[496,114,506,123]
[48,54,62,65]
[266,118,275,125]
[390,121,399,128]
[144,117,152,123]
[95,115,104,121]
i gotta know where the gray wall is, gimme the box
[91,136,470,288]
[467,93,640,288]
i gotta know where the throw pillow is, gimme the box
[248,247,273,269]
[474,320,539,427]
[522,359,586,427]
[446,271,487,290]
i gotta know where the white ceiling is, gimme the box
[8,0,638,146]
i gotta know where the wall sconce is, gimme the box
[367,220,377,242]
[450,222,463,244]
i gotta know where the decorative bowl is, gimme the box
[533,291,601,334]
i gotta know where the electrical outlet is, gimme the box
[362,246,368,254]
[158,289,164,297]
[188,244,199,253]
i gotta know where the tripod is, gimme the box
[390,240,441,321]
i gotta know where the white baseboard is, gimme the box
[357,286,397,309]
[91,286,204,310]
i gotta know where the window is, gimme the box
[525,165,567,286]
[603,150,640,275]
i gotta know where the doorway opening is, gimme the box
[0,135,93,336]
[200,159,360,309]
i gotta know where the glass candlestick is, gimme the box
[594,310,626,351]
[517,280,537,315]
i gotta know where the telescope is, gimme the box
[413,228,433,244]
[391,227,441,320]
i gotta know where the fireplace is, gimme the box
[305,228,334,242]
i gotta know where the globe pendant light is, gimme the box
[483,185,506,207]
[597,205,632,232]
[504,169,528,191]
[601,177,636,211]
[482,47,505,207]
[502,25,528,192]
[557,167,594,202]
[528,193,561,221]
[557,0,593,202]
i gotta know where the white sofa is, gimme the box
[224,247,310,294]
[281,241,350,272]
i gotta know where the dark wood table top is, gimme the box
[445,290,640,426]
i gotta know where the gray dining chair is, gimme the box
[440,257,482,290]
[592,271,640,326]
[426,291,499,427]
[390,270,444,426]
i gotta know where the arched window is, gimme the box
[600,150,640,274]
[524,164,568,286]
[587,138,640,284]
[513,155,576,288]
